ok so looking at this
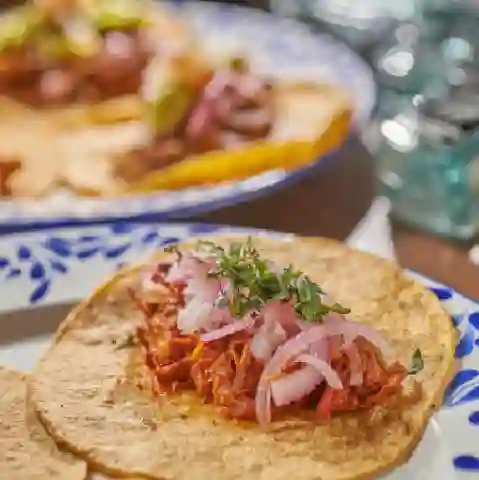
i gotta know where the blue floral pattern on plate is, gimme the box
[1,224,176,303]
[0,222,477,477]
[0,223,257,303]
[0,1,374,230]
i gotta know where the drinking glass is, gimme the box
[368,0,479,239]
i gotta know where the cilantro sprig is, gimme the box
[196,238,350,321]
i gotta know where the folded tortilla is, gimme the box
[28,236,456,480]
[4,82,351,196]
[122,84,352,194]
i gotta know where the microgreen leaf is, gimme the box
[193,238,350,322]
[409,349,424,375]
[164,244,181,258]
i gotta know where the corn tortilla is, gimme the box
[29,236,456,480]
[0,368,138,480]
[0,367,87,480]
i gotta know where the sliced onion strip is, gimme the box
[255,318,395,424]
[201,313,257,342]
[295,354,343,390]
[177,299,213,333]
[270,366,323,407]
[165,253,214,285]
[251,304,288,362]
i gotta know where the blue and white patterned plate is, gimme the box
[0,1,374,230]
[2,222,476,478]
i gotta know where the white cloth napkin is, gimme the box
[345,196,397,261]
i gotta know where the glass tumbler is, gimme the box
[368,1,479,240]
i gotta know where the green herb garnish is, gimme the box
[86,0,152,31]
[164,244,180,255]
[0,6,39,52]
[409,348,424,375]
[196,238,350,322]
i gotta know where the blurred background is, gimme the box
[0,0,477,299]
[217,0,478,298]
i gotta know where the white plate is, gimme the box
[0,222,477,478]
[0,1,375,228]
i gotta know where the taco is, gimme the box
[0,367,87,479]
[113,52,353,193]
[6,48,352,196]
[77,50,351,195]
[29,236,455,479]
[0,0,186,128]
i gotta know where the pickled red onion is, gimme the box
[295,354,343,390]
[271,353,343,408]
[251,331,272,362]
[204,69,236,100]
[341,321,394,360]
[263,300,301,335]
[165,253,214,285]
[177,297,215,333]
[183,276,222,303]
[104,31,134,59]
[186,99,216,139]
[271,366,323,407]
[251,321,287,362]
[255,319,394,424]
[200,313,257,342]
[251,302,289,362]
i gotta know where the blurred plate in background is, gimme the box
[0,1,375,230]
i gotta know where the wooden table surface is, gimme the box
[193,139,479,301]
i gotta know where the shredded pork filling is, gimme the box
[0,27,152,106]
[133,251,422,425]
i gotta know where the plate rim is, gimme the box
[0,221,476,306]
[0,139,352,233]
